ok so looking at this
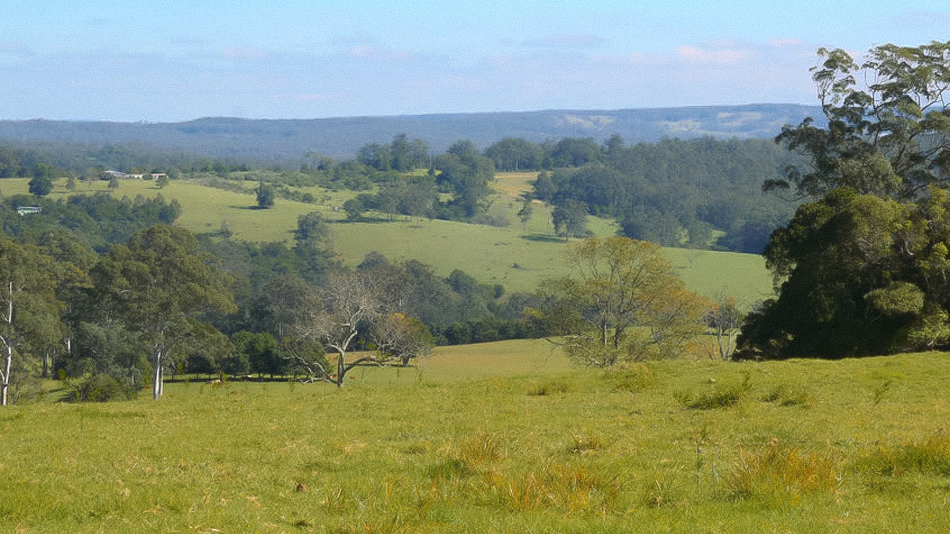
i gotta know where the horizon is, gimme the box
[0,102,819,125]
[2,2,947,122]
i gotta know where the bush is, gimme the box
[62,374,137,402]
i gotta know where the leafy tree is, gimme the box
[552,199,588,238]
[371,312,434,365]
[342,197,364,220]
[536,237,710,367]
[28,175,54,197]
[739,41,950,359]
[256,181,275,208]
[0,238,63,405]
[66,321,145,397]
[435,141,495,218]
[233,330,284,377]
[90,226,236,399]
[517,196,534,231]
[532,171,556,203]
[485,138,542,171]
[156,174,170,189]
[293,211,338,285]
[178,318,234,376]
[767,41,950,199]
[356,143,393,171]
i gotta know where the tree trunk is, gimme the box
[152,348,163,400]
[1,284,12,406]
[1,343,10,406]
[336,352,345,388]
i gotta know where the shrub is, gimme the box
[62,374,137,402]
[606,363,656,392]
[526,378,574,396]
[484,462,621,514]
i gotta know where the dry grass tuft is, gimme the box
[724,438,841,502]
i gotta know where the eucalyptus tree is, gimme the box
[90,226,236,399]
[0,238,63,405]
[294,270,384,386]
[740,41,950,358]
[767,41,950,199]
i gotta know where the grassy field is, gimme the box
[3,340,950,532]
[0,176,773,303]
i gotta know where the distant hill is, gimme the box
[0,104,821,162]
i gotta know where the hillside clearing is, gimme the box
[0,176,774,302]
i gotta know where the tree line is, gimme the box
[0,191,576,404]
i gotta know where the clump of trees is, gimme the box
[737,40,950,359]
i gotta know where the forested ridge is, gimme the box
[0,104,820,160]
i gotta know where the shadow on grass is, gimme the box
[521,233,566,243]
[329,217,395,224]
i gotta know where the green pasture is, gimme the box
[3,340,950,532]
[0,177,775,303]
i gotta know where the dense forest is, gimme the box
[346,133,799,252]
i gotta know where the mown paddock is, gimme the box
[3,340,950,532]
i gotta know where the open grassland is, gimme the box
[4,341,950,532]
[0,177,774,302]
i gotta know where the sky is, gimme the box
[1,1,948,122]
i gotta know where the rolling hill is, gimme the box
[0,104,821,162]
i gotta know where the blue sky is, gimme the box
[1,1,948,121]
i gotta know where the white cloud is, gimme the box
[676,45,751,64]
[769,38,803,48]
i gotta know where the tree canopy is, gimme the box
[536,237,710,366]
[738,41,950,359]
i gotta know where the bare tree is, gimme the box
[707,293,743,360]
[295,270,384,386]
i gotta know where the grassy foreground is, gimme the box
[3,340,950,532]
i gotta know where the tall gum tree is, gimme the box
[90,226,236,399]
[0,238,62,405]
[740,41,950,358]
